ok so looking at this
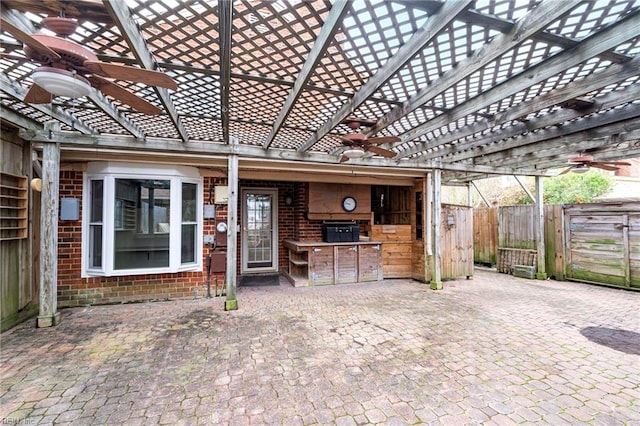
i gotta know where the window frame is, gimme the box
[81,162,203,277]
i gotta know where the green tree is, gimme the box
[544,170,612,204]
[494,171,613,205]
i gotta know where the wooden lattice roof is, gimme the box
[1,0,639,183]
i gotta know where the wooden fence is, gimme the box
[474,208,497,265]
[474,205,564,279]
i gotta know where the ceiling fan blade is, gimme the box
[84,61,177,90]
[23,83,53,104]
[0,18,61,62]
[365,145,396,158]
[590,164,619,171]
[88,75,161,115]
[557,166,574,175]
[0,53,30,62]
[591,160,631,167]
[362,136,401,145]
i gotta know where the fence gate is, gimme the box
[565,203,640,289]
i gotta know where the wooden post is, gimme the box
[535,176,547,280]
[467,182,473,207]
[225,138,239,311]
[37,134,61,327]
[430,169,443,289]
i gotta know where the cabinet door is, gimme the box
[335,245,358,284]
[309,246,334,285]
[358,244,383,282]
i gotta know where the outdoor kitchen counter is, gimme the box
[283,240,383,287]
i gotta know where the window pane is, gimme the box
[181,224,196,263]
[90,180,103,222]
[89,180,103,268]
[181,183,197,264]
[114,179,170,270]
[182,183,197,222]
[89,225,102,268]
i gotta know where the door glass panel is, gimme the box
[246,193,273,268]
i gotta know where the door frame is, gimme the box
[241,187,278,274]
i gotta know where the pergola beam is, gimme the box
[218,0,233,144]
[20,129,552,177]
[264,0,350,149]
[297,0,472,152]
[466,106,640,164]
[400,58,640,160]
[367,0,580,138]
[398,10,640,147]
[104,0,188,143]
[396,0,633,64]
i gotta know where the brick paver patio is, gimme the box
[1,268,639,425]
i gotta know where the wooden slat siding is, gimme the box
[544,204,564,280]
[371,224,412,278]
[307,182,371,220]
[358,244,383,282]
[309,246,334,285]
[498,205,537,250]
[441,204,474,279]
[473,207,498,265]
[335,246,358,284]
[567,213,627,286]
[630,214,640,288]
[412,240,427,281]
[1,130,38,331]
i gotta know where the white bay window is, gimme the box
[82,162,202,277]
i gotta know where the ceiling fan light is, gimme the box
[571,164,590,174]
[32,67,91,98]
[343,147,365,159]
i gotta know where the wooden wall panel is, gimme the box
[473,207,498,265]
[544,204,564,280]
[441,204,474,279]
[307,182,371,220]
[371,225,412,278]
[1,128,37,331]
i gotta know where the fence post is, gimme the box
[535,176,547,280]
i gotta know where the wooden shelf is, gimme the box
[0,172,28,241]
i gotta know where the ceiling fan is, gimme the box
[0,13,177,114]
[338,118,400,162]
[558,154,631,175]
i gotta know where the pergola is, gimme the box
[1,0,639,316]
[1,0,638,179]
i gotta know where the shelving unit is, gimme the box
[287,249,309,286]
[283,240,383,287]
[0,171,28,241]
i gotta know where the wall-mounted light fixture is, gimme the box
[447,213,455,227]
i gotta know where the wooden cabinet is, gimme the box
[358,243,383,282]
[0,172,28,241]
[284,240,383,287]
[371,225,412,278]
[335,245,358,284]
[309,246,334,285]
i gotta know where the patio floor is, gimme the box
[1,268,639,425]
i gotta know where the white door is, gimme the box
[242,188,278,273]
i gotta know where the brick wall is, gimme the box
[57,173,229,307]
[56,173,346,306]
